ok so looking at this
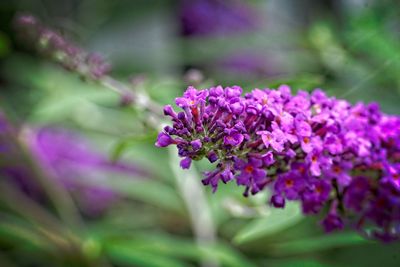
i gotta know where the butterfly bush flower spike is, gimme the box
[156,84,400,241]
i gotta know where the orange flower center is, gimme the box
[191,107,199,117]
[245,165,254,173]
[333,166,341,173]
[315,185,323,194]
[262,97,268,105]
[285,179,294,188]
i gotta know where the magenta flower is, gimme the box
[224,129,244,147]
[257,125,286,152]
[306,148,331,176]
[271,194,285,208]
[321,211,344,233]
[234,157,267,196]
[155,132,177,147]
[180,157,192,169]
[326,161,352,186]
[202,163,234,193]
[175,86,208,108]
[274,172,306,201]
[301,180,331,214]
[343,176,371,212]
[382,163,400,190]
[324,133,344,155]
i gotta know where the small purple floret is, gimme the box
[180,157,192,169]
[155,132,176,147]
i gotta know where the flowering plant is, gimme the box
[2,2,400,266]
[157,85,400,241]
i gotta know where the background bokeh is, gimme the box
[1,0,400,266]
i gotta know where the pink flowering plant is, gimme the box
[156,85,400,241]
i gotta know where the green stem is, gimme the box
[167,137,219,267]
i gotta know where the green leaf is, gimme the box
[107,244,190,267]
[268,232,367,256]
[0,32,10,58]
[103,233,256,267]
[233,202,303,245]
[111,132,158,161]
[80,174,185,214]
[271,259,333,267]
[0,221,50,252]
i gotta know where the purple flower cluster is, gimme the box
[156,85,400,240]
[14,14,111,79]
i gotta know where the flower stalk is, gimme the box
[14,14,163,126]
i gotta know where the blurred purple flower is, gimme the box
[1,114,151,217]
[216,52,282,77]
[179,0,259,37]
[178,1,283,78]
[321,208,344,233]
[25,127,150,215]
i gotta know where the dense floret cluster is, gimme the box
[156,85,400,241]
